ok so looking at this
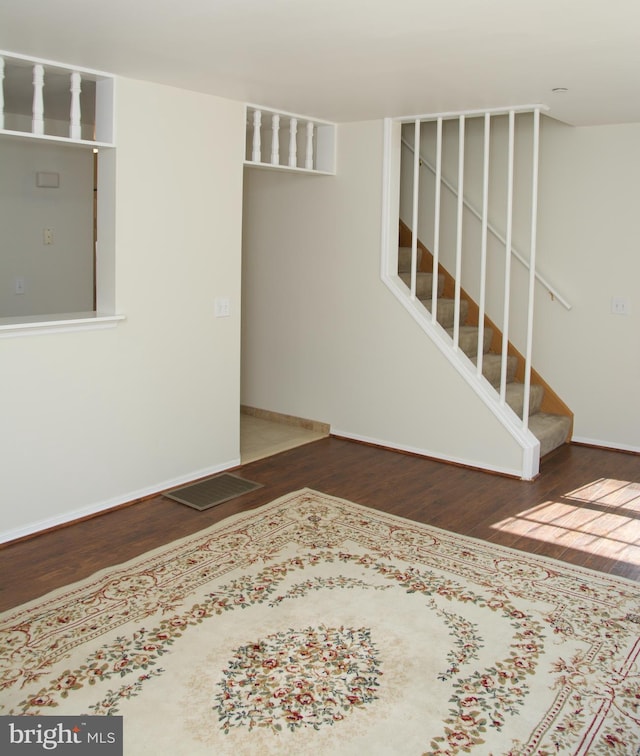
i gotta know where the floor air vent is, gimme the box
[164,473,263,511]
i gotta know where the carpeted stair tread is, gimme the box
[398,246,423,272]
[504,382,545,417]
[446,325,493,358]
[528,413,572,457]
[420,298,469,328]
[399,271,444,299]
[479,353,518,386]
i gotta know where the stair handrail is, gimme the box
[401,135,572,311]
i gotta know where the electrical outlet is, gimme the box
[611,296,629,315]
[43,227,54,245]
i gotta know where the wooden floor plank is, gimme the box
[1,439,638,613]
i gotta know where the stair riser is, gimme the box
[399,272,444,299]
[398,247,423,271]
[505,384,545,417]
[447,327,493,359]
[421,299,469,329]
[481,355,518,387]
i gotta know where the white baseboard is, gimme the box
[572,436,640,454]
[0,458,241,545]
[331,428,523,478]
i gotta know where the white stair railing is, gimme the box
[399,106,549,432]
[382,106,560,479]
[400,130,571,311]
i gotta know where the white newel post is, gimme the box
[305,121,314,169]
[32,64,45,135]
[69,71,82,139]
[251,109,262,162]
[288,117,298,167]
[0,57,4,130]
[270,114,280,165]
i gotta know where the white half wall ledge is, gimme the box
[330,428,524,479]
[0,313,125,338]
[0,458,241,545]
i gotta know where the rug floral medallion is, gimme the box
[1,489,639,755]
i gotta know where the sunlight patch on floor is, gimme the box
[491,478,640,565]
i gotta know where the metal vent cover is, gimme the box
[164,473,263,511]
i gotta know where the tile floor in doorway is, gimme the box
[240,413,328,464]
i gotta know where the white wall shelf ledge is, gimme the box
[243,159,335,176]
[0,49,115,145]
[0,312,126,338]
[0,128,115,149]
[244,104,336,175]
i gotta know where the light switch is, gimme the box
[215,298,231,317]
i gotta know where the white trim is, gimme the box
[572,436,640,455]
[0,313,126,338]
[331,428,523,479]
[243,160,334,176]
[395,104,549,123]
[0,48,113,79]
[244,102,335,126]
[0,458,241,544]
[0,129,115,149]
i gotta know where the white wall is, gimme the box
[0,139,94,317]
[0,78,245,541]
[535,120,640,450]
[241,120,524,475]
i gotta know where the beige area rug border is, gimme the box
[4,486,638,620]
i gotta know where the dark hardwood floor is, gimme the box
[1,438,638,613]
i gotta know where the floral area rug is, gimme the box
[1,489,639,755]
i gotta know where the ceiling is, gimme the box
[1,0,639,126]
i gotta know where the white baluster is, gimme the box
[69,71,82,140]
[270,114,280,165]
[499,110,516,405]
[288,118,298,167]
[410,119,420,301]
[522,108,541,430]
[251,109,262,162]
[0,57,5,130]
[32,64,45,135]
[453,115,465,351]
[305,121,314,169]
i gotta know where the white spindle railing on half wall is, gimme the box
[0,50,115,146]
[244,104,336,175]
